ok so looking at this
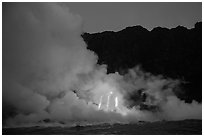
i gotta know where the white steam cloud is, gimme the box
[3,3,201,127]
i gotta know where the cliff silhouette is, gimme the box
[82,22,202,103]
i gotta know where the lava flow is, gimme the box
[96,90,128,116]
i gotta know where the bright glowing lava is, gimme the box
[97,91,128,116]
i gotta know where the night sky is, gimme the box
[66,2,202,33]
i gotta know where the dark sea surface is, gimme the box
[3,119,202,135]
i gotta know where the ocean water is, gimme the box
[3,119,202,135]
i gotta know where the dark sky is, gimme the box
[65,2,202,33]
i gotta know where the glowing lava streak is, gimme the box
[106,91,113,110]
[98,96,103,110]
[115,96,118,108]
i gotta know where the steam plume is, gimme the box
[3,3,201,127]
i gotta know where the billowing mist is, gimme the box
[3,3,202,127]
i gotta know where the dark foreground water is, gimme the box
[3,119,202,135]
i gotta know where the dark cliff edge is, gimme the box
[82,22,202,103]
